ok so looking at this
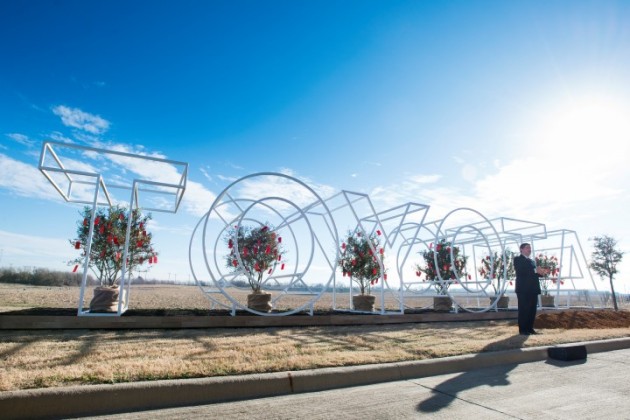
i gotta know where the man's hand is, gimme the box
[536,267,550,276]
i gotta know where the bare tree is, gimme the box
[589,235,624,311]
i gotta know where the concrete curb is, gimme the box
[2,337,629,419]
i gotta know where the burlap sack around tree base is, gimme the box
[541,295,555,308]
[247,292,273,312]
[89,286,124,312]
[433,296,453,312]
[352,294,376,312]
[490,295,510,309]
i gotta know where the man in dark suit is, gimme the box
[514,243,549,335]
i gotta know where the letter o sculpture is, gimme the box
[189,172,339,315]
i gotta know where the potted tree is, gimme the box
[478,249,515,309]
[416,239,468,311]
[535,253,560,307]
[70,206,157,312]
[225,224,284,312]
[338,230,385,312]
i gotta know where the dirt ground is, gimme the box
[535,309,630,329]
[1,283,629,329]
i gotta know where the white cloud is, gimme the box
[52,105,110,134]
[48,131,74,143]
[227,171,337,212]
[217,174,238,182]
[199,167,213,182]
[408,174,441,184]
[0,230,71,270]
[180,180,218,217]
[6,133,36,147]
[0,154,59,200]
[368,150,625,234]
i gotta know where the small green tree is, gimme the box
[70,206,157,286]
[338,230,385,296]
[478,249,515,295]
[416,239,468,295]
[225,224,285,293]
[590,235,624,311]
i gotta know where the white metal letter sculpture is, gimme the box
[191,172,600,315]
[39,141,188,316]
[189,172,339,315]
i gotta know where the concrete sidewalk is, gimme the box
[88,345,630,419]
[2,337,629,419]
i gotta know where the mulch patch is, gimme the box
[3,308,630,329]
[0,307,435,317]
[535,309,630,329]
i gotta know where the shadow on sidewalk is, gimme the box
[416,333,528,413]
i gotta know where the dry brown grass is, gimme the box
[1,284,629,392]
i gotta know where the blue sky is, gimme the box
[1,1,629,292]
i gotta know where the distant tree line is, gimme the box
[0,267,197,287]
[0,267,96,287]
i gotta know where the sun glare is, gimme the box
[541,96,630,162]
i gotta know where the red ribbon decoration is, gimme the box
[137,240,143,247]
[232,259,238,267]
[278,237,282,243]
[377,230,381,236]
[416,271,421,277]
[83,218,88,226]
[74,241,81,249]
[268,268,272,274]
[243,248,248,257]
[380,248,384,255]
[254,262,260,272]
[228,239,233,249]
[281,263,285,270]
[72,265,79,273]
[94,216,100,225]
[341,243,346,249]
[99,225,105,234]
[265,245,270,254]
[372,268,377,275]
[154,256,158,263]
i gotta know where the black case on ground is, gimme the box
[547,345,587,361]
